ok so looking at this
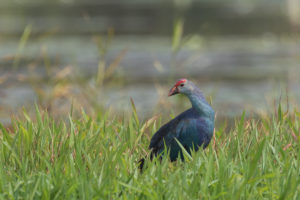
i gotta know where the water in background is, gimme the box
[0,0,300,126]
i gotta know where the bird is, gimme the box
[139,78,215,170]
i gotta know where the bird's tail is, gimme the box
[138,158,145,171]
[138,151,156,171]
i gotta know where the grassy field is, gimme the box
[0,105,299,200]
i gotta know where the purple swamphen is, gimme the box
[139,79,215,170]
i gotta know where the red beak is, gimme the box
[168,86,179,96]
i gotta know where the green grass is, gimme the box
[0,106,299,200]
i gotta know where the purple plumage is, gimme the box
[139,79,215,170]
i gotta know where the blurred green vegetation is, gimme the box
[0,104,299,199]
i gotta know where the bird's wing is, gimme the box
[149,109,194,152]
[149,109,212,154]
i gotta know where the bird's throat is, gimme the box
[188,93,214,119]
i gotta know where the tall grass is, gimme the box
[0,105,299,199]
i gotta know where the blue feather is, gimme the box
[139,79,215,170]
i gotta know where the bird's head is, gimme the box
[168,78,195,96]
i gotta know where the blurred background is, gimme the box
[0,0,300,127]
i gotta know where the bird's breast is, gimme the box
[179,118,212,147]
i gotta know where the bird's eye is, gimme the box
[180,84,184,87]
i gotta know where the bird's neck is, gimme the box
[187,91,214,120]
